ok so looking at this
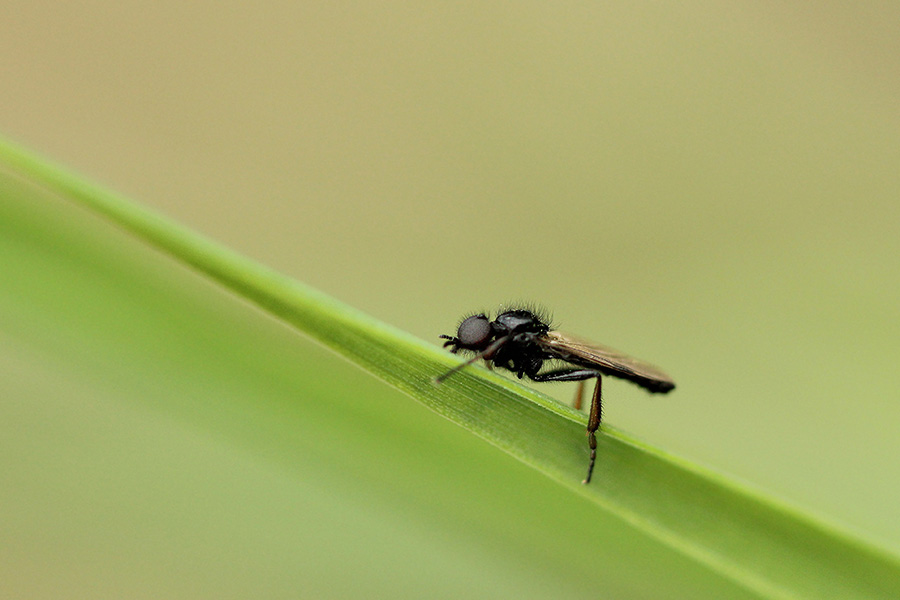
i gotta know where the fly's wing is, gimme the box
[538,330,676,393]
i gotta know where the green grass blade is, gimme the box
[2,137,898,599]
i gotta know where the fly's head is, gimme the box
[439,314,495,355]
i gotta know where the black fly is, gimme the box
[436,308,675,484]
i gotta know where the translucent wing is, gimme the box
[538,330,676,394]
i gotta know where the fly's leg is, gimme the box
[530,368,600,383]
[529,368,602,483]
[574,380,585,411]
[583,376,602,484]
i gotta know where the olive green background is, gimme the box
[2,1,899,596]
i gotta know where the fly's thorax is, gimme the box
[493,310,549,337]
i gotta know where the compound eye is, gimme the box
[457,315,492,349]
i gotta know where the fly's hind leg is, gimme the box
[530,368,602,483]
[583,376,602,484]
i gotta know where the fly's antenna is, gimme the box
[434,336,509,384]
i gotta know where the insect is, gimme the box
[436,308,675,484]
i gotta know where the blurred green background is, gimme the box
[2,2,899,597]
